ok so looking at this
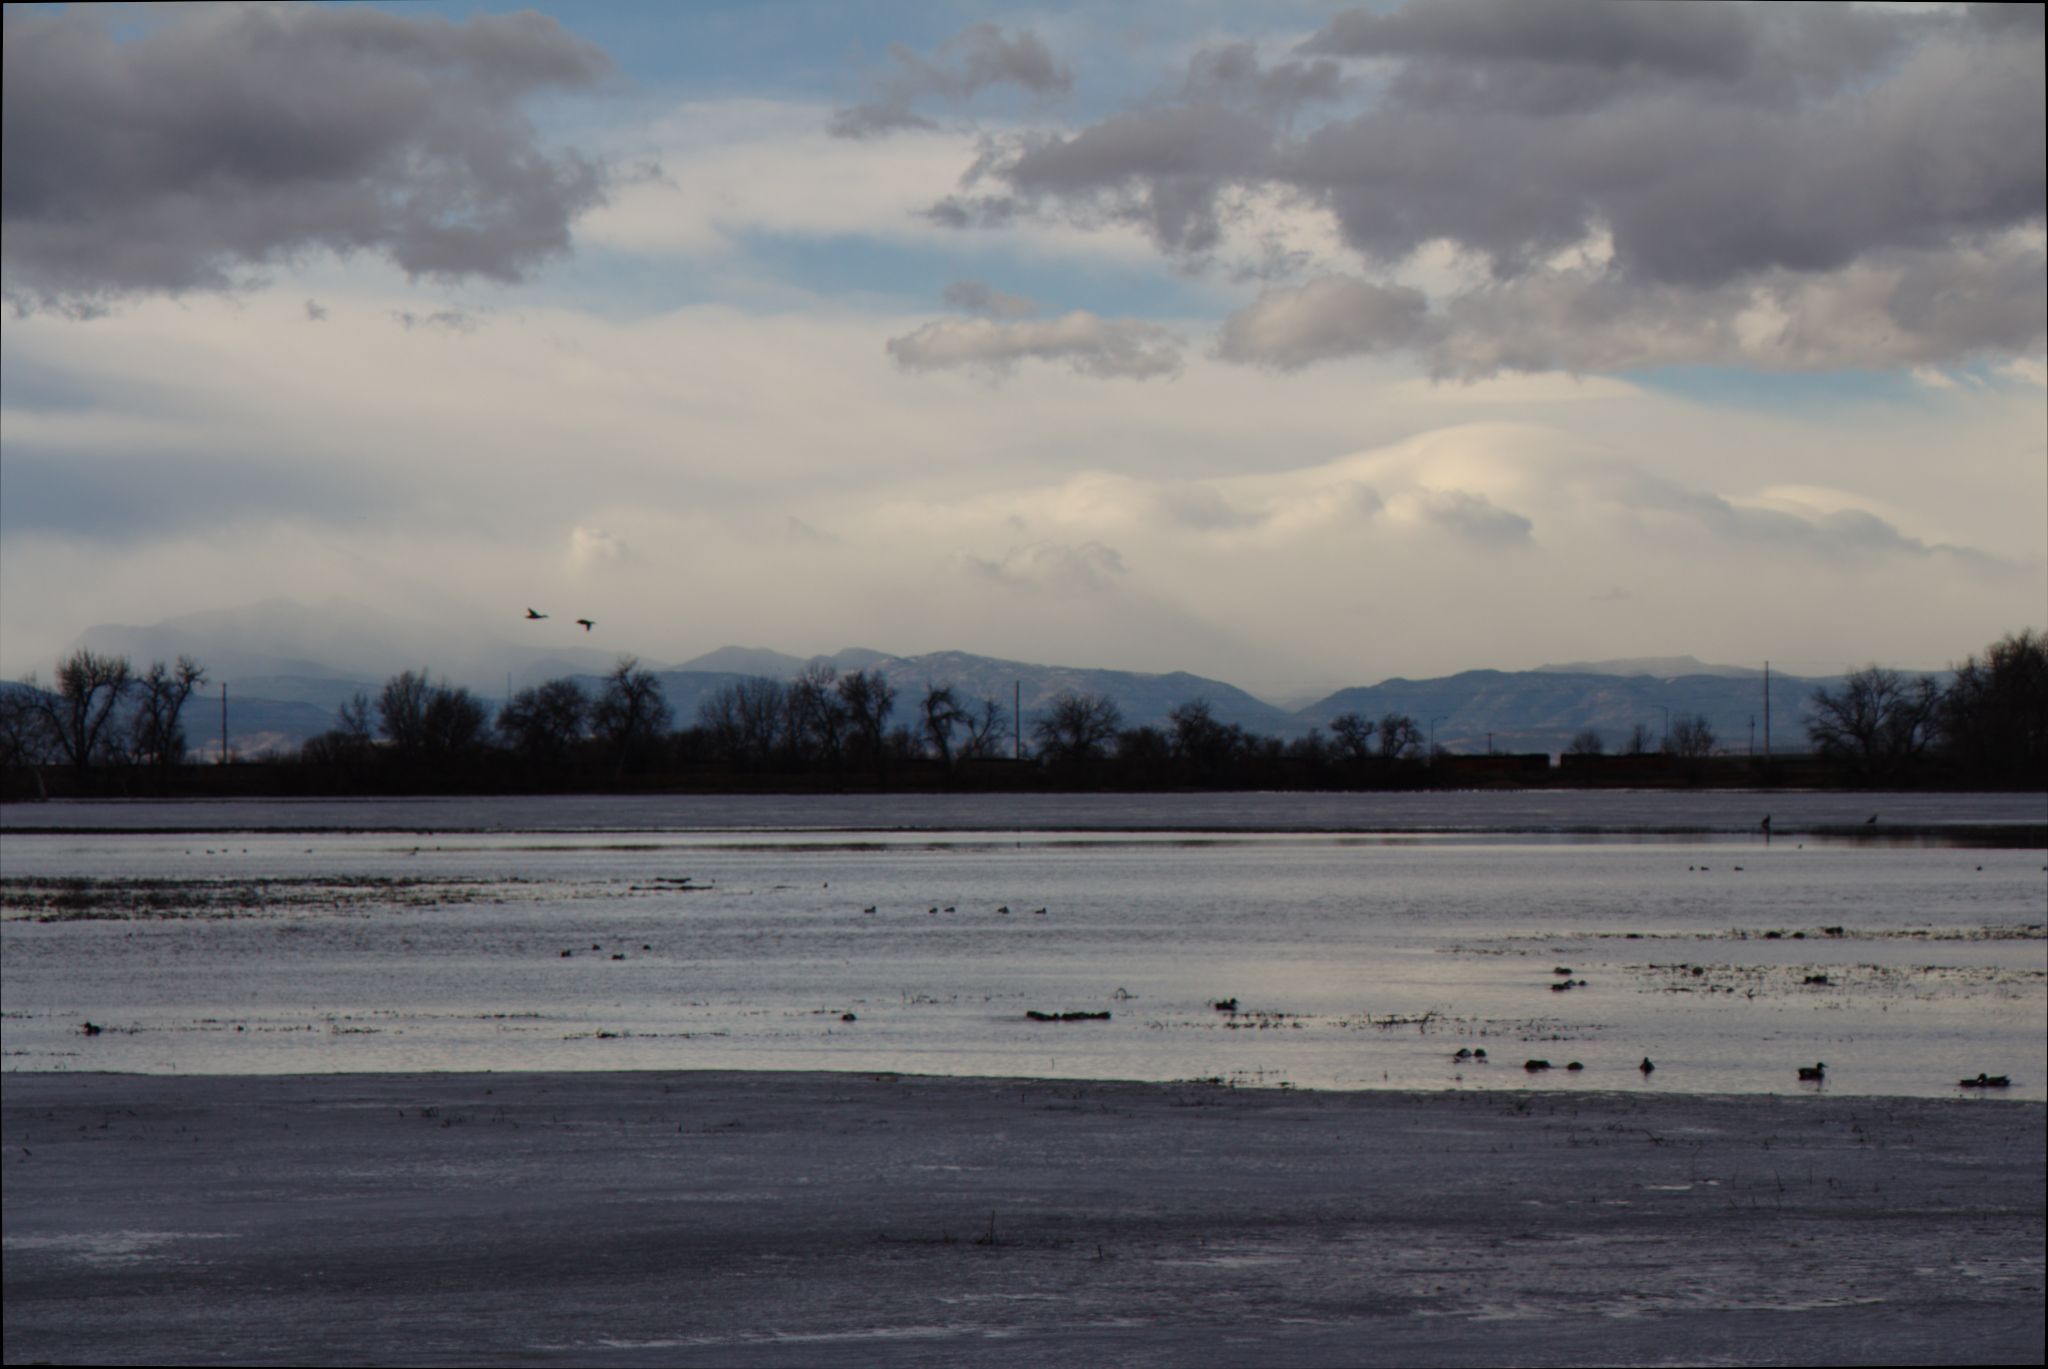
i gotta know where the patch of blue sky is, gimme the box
[1621,364,1967,415]
[732,233,1221,319]
[536,228,1219,324]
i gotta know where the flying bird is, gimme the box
[575,618,595,632]
[525,608,548,620]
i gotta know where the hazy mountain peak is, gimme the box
[1535,655,1761,680]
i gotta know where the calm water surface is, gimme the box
[4,792,2042,1098]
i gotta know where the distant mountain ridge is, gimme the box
[67,599,1844,759]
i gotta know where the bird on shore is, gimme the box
[81,1021,103,1036]
[576,618,595,632]
[1760,814,1771,834]
[525,607,548,620]
[1797,1062,1827,1081]
[1865,813,1878,825]
[1640,1057,1655,1074]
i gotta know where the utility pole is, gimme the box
[1763,660,1771,763]
[219,681,228,765]
[1014,680,1021,761]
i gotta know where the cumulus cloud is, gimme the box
[832,22,1069,139]
[2,6,611,315]
[928,0,2045,376]
[886,312,1182,380]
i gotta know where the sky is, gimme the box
[2,1,2043,698]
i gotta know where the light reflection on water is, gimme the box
[3,798,2042,1099]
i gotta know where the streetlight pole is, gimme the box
[1430,715,1448,764]
[1656,704,1670,749]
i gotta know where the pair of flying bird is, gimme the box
[525,608,594,631]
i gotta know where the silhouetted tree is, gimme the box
[1939,629,2047,785]
[919,684,966,766]
[1565,728,1605,756]
[593,657,671,776]
[1033,690,1122,764]
[956,695,1010,761]
[1329,712,1375,764]
[1808,666,1941,782]
[379,669,486,759]
[1376,712,1422,760]
[497,678,589,770]
[1169,699,1241,778]
[837,669,896,774]
[1663,713,1716,759]
[780,664,846,767]
[1622,722,1655,756]
[23,649,132,774]
[129,656,207,775]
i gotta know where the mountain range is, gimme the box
[64,599,1844,760]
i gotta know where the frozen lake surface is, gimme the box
[5,791,2042,1097]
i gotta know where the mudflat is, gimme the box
[4,1071,2042,1367]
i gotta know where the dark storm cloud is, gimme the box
[1180,42,1344,117]
[927,1,2045,375]
[831,23,1070,140]
[1,6,612,315]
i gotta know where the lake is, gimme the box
[4,790,2043,1097]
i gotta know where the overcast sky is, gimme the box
[3,1,2042,696]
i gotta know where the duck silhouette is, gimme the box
[575,618,595,632]
[1797,1062,1827,1081]
[524,607,548,620]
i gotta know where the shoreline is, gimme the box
[7,1070,2043,1366]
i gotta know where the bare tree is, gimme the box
[497,678,590,768]
[1940,629,2047,784]
[785,664,848,767]
[1169,699,1241,775]
[1328,711,1376,764]
[23,650,133,774]
[1376,712,1422,761]
[1032,690,1122,764]
[378,670,434,753]
[1663,714,1716,759]
[129,656,208,773]
[1808,666,1941,781]
[379,669,485,758]
[593,656,672,776]
[956,696,1010,761]
[1565,727,1605,756]
[0,685,56,786]
[1622,722,1656,756]
[836,669,897,773]
[919,684,966,766]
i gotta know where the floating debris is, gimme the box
[1025,1010,1111,1022]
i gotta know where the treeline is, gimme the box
[4,631,2042,798]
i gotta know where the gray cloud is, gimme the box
[1216,276,1431,369]
[832,22,1069,140]
[942,279,1037,318]
[959,541,1127,596]
[392,309,482,334]
[1181,41,1344,118]
[2,6,612,315]
[887,312,1182,380]
[931,1,2044,375]
[1412,489,1533,546]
